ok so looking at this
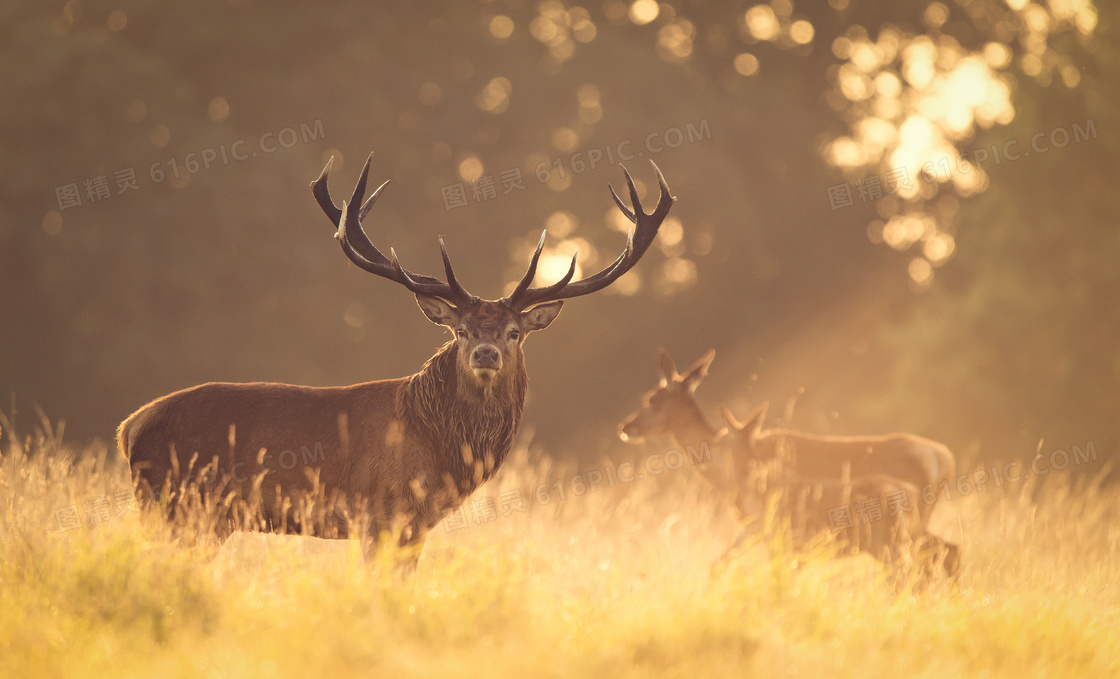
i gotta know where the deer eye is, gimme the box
[456,329,468,340]
[508,329,520,342]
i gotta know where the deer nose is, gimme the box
[471,346,501,370]
[618,417,639,441]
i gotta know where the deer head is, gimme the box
[618,348,716,442]
[312,153,675,396]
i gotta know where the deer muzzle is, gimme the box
[471,345,502,377]
[618,417,641,442]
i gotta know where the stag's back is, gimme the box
[119,380,401,505]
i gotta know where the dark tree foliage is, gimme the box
[0,0,1112,472]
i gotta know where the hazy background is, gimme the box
[2,0,1114,473]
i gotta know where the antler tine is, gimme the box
[439,236,477,304]
[310,156,343,226]
[337,155,396,267]
[358,178,391,222]
[387,246,476,302]
[505,231,547,308]
[502,162,675,311]
[512,249,579,308]
[608,165,639,223]
[311,152,475,306]
[595,159,673,275]
[614,160,674,244]
[646,160,675,227]
[349,153,371,208]
[531,252,578,298]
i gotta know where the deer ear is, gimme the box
[658,349,680,384]
[415,294,460,327]
[522,300,563,332]
[742,400,768,437]
[681,349,716,392]
[720,406,743,430]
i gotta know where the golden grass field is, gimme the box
[1,420,1117,678]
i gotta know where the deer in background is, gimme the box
[617,348,734,490]
[716,462,961,581]
[618,348,718,448]
[719,406,960,579]
[120,153,675,560]
[719,401,956,526]
[619,349,958,579]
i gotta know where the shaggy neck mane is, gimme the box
[400,341,527,491]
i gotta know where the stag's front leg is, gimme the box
[396,520,427,575]
[359,510,425,575]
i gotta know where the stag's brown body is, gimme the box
[120,152,675,555]
[120,337,526,539]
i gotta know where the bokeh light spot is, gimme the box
[150,124,170,148]
[419,83,442,106]
[476,77,513,114]
[489,15,514,40]
[42,211,63,236]
[908,257,934,288]
[734,53,760,76]
[744,5,780,41]
[458,155,484,182]
[545,211,577,238]
[208,96,230,122]
[628,0,659,26]
[789,20,814,45]
[107,10,127,32]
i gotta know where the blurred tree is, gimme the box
[0,0,1112,474]
[868,4,1117,461]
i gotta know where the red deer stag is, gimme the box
[120,153,675,558]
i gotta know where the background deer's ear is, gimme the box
[522,300,563,332]
[742,400,769,437]
[415,294,460,327]
[658,349,680,385]
[719,406,743,430]
[681,348,716,392]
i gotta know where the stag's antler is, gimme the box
[502,161,675,311]
[311,153,477,307]
[313,154,675,310]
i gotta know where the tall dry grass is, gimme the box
[1,416,1116,677]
